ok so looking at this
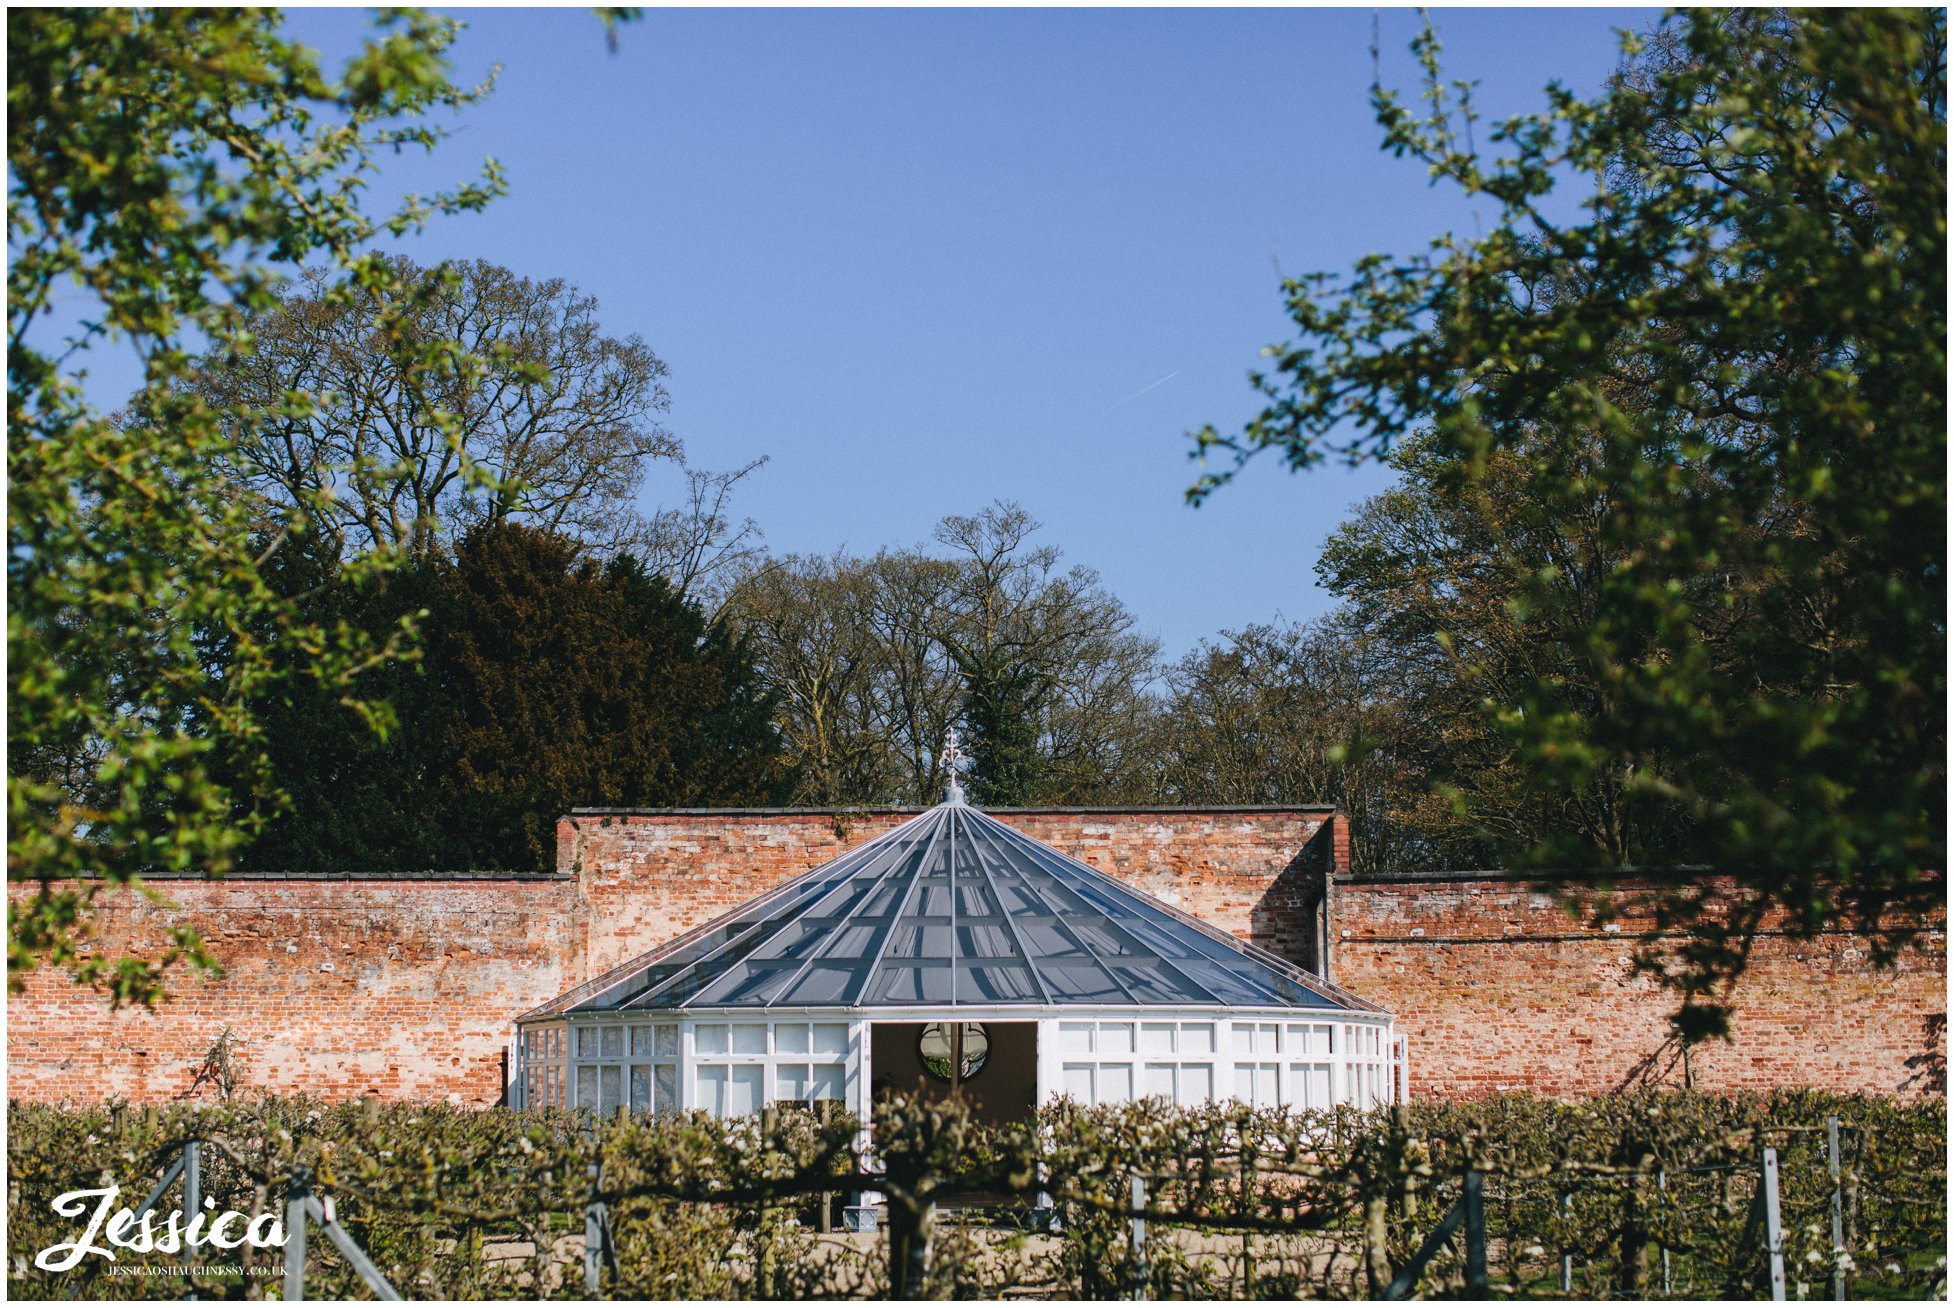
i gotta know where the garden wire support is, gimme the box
[1761,1146,1786,1302]
[1558,1189,1573,1294]
[1658,1170,1672,1296]
[1382,1169,1487,1300]
[584,1161,621,1294]
[1827,1116,1847,1301]
[281,1167,401,1302]
[1128,1173,1149,1301]
[130,1139,202,1295]
[130,1139,201,1226]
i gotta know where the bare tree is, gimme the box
[723,552,897,806]
[196,257,680,562]
[918,503,1160,804]
[637,457,771,610]
[1158,615,1449,876]
[728,503,1160,807]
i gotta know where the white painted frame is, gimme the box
[519,1005,1399,1118]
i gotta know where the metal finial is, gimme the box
[943,727,967,804]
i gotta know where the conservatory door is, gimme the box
[869,1021,1035,1127]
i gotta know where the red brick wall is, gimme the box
[9,810,1939,1105]
[1329,875,1946,1098]
[7,876,580,1105]
[7,809,1328,1104]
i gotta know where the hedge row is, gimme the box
[7,1090,1943,1299]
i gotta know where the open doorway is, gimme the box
[870,1021,1036,1128]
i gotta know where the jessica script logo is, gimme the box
[33,1186,286,1272]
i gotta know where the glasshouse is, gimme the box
[514,775,1401,1123]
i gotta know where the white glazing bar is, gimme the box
[978,815,1233,1005]
[751,812,954,1008]
[958,814,1147,1004]
[956,813,1055,1004]
[848,807,952,1006]
[644,813,937,1010]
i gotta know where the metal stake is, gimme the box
[1560,1190,1574,1294]
[1129,1173,1149,1301]
[1462,1170,1486,1294]
[183,1140,201,1224]
[305,1196,401,1300]
[1827,1116,1846,1301]
[1763,1146,1787,1302]
[1659,1170,1671,1296]
[283,1172,308,1302]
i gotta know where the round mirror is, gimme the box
[917,1022,989,1082]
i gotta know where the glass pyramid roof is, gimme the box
[525,798,1379,1017]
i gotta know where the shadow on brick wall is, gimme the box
[1902,1012,1946,1095]
[1251,828,1331,975]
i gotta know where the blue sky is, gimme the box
[148,6,1658,656]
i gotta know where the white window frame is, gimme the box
[564,1019,681,1115]
[687,1019,850,1119]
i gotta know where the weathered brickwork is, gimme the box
[1329,875,1946,1099]
[7,807,1939,1105]
[7,878,578,1105]
[7,810,1327,1104]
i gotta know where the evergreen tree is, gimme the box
[234,523,792,873]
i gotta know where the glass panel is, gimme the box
[731,1024,768,1055]
[779,965,862,1006]
[577,1066,600,1110]
[1139,1023,1176,1055]
[1058,1022,1095,1055]
[1098,1022,1134,1055]
[1100,1063,1133,1104]
[656,1025,679,1057]
[777,1024,810,1055]
[1042,963,1127,1004]
[811,1063,845,1102]
[728,1065,765,1117]
[1237,1063,1276,1107]
[1181,1023,1216,1055]
[631,1065,650,1112]
[1296,1063,1333,1110]
[601,1026,624,1059]
[777,1063,811,1102]
[1144,1063,1175,1099]
[601,1065,623,1112]
[577,1027,597,1058]
[1062,1063,1095,1102]
[698,1065,728,1117]
[695,1023,729,1055]
[631,1026,652,1057]
[1179,1064,1213,1106]
[655,1064,678,1114]
[812,1023,849,1056]
[1285,1024,1325,1056]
